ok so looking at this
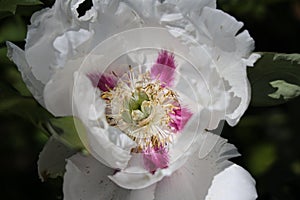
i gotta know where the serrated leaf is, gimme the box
[0,0,42,14]
[47,117,86,150]
[248,52,300,107]
[38,136,77,181]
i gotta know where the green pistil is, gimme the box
[122,91,152,124]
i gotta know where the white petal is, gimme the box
[89,1,143,46]
[170,109,211,164]
[72,72,136,169]
[175,49,229,130]
[87,126,136,169]
[154,133,244,200]
[193,7,244,52]
[205,164,257,200]
[24,0,95,84]
[154,170,198,200]
[189,7,260,125]
[64,153,125,200]
[6,42,45,106]
[244,53,261,67]
[64,153,156,200]
[53,29,94,68]
[109,111,210,189]
[38,136,76,181]
[25,6,64,84]
[122,0,159,25]
[128,184,156,200]
[166,0,216,15]
[44,57,84,116]
[109,155,192,190]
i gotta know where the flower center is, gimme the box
[101,68,179,151]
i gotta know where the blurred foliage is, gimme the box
[223,98,300,200]
[0,0,42,14]
[218,0,290,20]
[0,0,299,200]
[219,0,300,53]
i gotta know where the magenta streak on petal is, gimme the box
[169,107,193,132]
[150,50,176,87]
[143,145,169,173]
[87,72,118,92]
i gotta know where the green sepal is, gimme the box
[47,117,86,150]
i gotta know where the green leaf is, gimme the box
[0,15,26,43]
[0,11,12,19]
[48,117,86,150]
[0,82,85,150]
[0,0,42,14]
[0,82,52,129]
[248,52,300,107]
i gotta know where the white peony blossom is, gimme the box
[7,0,260,199]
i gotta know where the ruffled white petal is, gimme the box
[44,57,84,116]
[64,133,256,200]
[109,110,210,189]
[25,0,97,81]
[175,51,230,130]
[89,1,143,48]
[72,73,136,169]
[64,153,125,200]
[205,164,257,200]
[25,5,66,84]
[64,153,157,200]
[154,132,249,200]
[166,0,216,15]
[189,7,260,125]
[87,126,136,169]
[154,169,199,200]
[53,29,94,69]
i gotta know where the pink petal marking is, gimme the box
[169,107,193,132]
[143,145,169,173]
[87,72,118,92]
[150,50,176,87]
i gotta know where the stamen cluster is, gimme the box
[101,69,179,152]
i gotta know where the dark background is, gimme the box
[0,0,300,199]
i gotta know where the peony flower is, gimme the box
[7,0,260,199]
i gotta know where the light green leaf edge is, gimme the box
[248,52,300,107]
[46,116,86,150]
[268,80,300,100]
